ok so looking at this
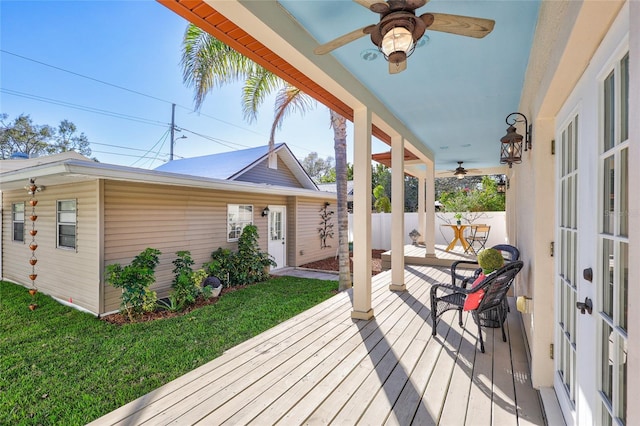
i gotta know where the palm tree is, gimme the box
[182,24,352,291]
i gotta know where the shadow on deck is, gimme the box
[382,244,477,269]
[90,265,545,425]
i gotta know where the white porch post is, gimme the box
[351,107,373,320]
[418,174,426,244]
[390,135,405,291]
[425,160,436,257]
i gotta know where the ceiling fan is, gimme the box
[314,0,495,74]
[437,161,481,179]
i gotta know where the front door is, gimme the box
[554,31,629,426]
[267,206,286,270]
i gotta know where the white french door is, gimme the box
[555,113,579,424]
[267,206,286,270]
[596,52,628,426]
[554,44,629,426]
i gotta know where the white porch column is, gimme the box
[425,160,436,257]
[417,174,426,243]
[351,107,373,320]
[389,135,405,291]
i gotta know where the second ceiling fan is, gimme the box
[314,0,495,74]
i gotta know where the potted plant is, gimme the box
[454,212,463,225]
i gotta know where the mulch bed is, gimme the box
[300,249,386,276]
[100,285,248,325]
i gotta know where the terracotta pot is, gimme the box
[29,258,38,266]
[29,304,38,311]
[29,288,38,296]
[29,243,38,251]
[29,229,38,236]
[29,185,38,192]
[29,274,37,281]
[30,215,38,221]
[29,199,38,207]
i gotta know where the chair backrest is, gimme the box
[491,244,520,261]
[475,260,524,312]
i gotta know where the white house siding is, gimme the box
[1,181,100,313]
[102,181,335,313]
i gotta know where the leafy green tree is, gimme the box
[181,24,352,291]
[438,175,505,223]
[301,152,334,182]
[0,114,92,159]
[50,119,92,156]
[373,184,391,213]
[0,114,52,159]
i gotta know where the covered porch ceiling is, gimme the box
[159,0,539,174]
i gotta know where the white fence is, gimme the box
[348,212,507,250]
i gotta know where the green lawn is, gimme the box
[0,277,338,425]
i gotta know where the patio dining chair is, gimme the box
[430,260,524,353]
[465,224,491,254]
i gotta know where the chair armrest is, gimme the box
[431,282,472,299]
[451,260,481,286]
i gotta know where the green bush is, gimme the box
[171,250,200,306]
[477,248,505,274]
[204,225,275,287]
[106,248,161,321]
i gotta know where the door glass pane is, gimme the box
[620,148,628,236]
[619,242,628,331]
[602,323,613,403]
[602,239,614,318]
[603,156,615,234]
[603,71,615,151]
[621,53,629,142]
[601,404,613,426]
[618,337,627,423]
[574,116,579,170]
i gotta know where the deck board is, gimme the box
[90,266,544,426]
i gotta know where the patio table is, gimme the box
[443,224,471,252]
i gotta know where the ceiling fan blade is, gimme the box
[421,13,495,38]
[353,0,389,13]
[314,24,376,55]
[389,58,407,74]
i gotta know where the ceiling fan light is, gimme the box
[381,26,414,57]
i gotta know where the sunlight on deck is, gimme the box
[90,265,545,425]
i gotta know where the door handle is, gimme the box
[576,297,593,315]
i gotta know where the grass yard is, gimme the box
[0,277,338,425]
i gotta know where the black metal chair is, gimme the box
[431,260,524,353]
[450,244,520,288]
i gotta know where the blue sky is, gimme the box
[1,1,387,169]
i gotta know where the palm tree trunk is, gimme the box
[330,110,351,291]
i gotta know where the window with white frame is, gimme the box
[12,202,25,242]
[227,204,253,241]
[57,199,77,249]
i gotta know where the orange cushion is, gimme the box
[463,273,486,311]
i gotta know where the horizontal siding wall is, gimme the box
[234,156,302,188]
[293,197,337,266]
[102,180,289,313]
[2,181,100,313]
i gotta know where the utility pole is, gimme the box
[170,103,176,161]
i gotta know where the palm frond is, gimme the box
[242,69,284,123]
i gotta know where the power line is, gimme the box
[1,88,169,128]
[1,49,173,105]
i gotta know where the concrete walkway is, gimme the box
[270,267,339,281]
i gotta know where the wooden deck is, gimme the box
[90,266,545,426]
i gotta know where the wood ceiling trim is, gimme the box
[158,0,391,144]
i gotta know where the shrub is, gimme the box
[477,248,505,274]
[204,226,275,287]
[171,251,200,306]
[106,248,161,321]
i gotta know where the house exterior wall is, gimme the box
[290,197,336,267]
[233,155,302,188]
[1,181,101,312]
[102,180,334,314]
[517,1,637,423]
